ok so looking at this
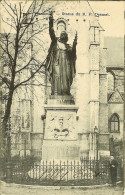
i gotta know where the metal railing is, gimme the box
[8,158,111,185]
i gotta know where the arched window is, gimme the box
[107,72,115,92]
[56,18,67,37]
[109,114,120,132]
[57,20,66,31]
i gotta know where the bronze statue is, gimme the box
[46,12,77,95]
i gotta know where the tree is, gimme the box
[0,0,55,176]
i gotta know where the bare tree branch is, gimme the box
[0,75,10,88]
[21,83,46,86]
[16,57,34,73]
[0,43,13,71]
[18,26,48,53]
[18,0,44,42]
[14,61,46,89]
[4,0,17,16]
[2,18,16,30]
[1,1,17,25]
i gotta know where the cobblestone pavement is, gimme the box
[0,182,124,195]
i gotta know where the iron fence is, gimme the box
[5,158,113,185]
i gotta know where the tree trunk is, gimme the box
[2,86,14,181]
[3,86,14,133]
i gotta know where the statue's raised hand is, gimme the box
[75,32,78,40]
[74,32,77,45]
[49,11,54,18]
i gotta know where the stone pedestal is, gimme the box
[42,140,80,161]
[42,96,79,160]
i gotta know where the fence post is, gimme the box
[53,160,54,180]
[86,158,88,180]
[43,160,44,181]
[48,161,50,179]
[46,160,47,183]
[95,159,99,178]
[93,158,95,184]
[6,132,12,183]
[63,161,65,181]
[39,161,40,183]
[90,157,92,181]
[74,160,75,184]
[60,160,61,181]
[6,161,12,183]
[67,160,68,182]
[107,160,110,184]
[71,161,72,180]
[83,157,85,180]
[80,160,82,180]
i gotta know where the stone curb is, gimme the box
[0,180,113,190]
[60,184,112,190]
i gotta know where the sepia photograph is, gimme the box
[0,0,124,194]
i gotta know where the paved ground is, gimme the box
[0,182,124,195]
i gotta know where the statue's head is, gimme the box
[59,31,68,43]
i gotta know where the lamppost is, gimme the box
[94,126,99,160]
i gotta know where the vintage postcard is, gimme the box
[0,0,124,194]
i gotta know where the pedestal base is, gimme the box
[43,96,79,161]
[42,140,80,161]
[48,95,75,105]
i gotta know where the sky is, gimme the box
[0,1,124,37]
[89,1,124,37]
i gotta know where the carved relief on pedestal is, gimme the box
[45,111,76,140]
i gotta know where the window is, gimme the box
[90,26,99,43]
[22,100,31,129]
[107,72,115,92]
[109,114,120,132]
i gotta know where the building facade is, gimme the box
[2,1,124,161]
